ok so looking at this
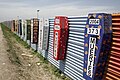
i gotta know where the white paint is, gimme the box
[43,18,49,50]
[55,19,60,24]
[54,25,60,30]
[87,28,100,35]
[24,20,27,41]
[38,18,49,50]
[21,20,25,39]
[31,19,33,43]
[89,19,100,25]
[38,18,44,49]
[54,32,58,58]
[86,37,96,78]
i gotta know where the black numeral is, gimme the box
[92,29,94,33]
[89,28,91,33]
[96,29,98,34]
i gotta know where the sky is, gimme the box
[0,0,120,22]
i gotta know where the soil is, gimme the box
[0,25,62,80]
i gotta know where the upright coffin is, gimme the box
[104,13,120,80]
[31,18,39,44]
[38,18,49,50]
[15,20,19,34]
[21,20,26,39]
[83,13,112,80]
[26,20,31,40]
[18,19,22,36]
[24,20,27,41]
[53,16,69,60]
[11,20,15,32]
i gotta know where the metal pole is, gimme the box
[17,16,19,35]
[36,9,39,51]
[37,9,40,18]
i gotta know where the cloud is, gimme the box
[40,5,115,17]
[0,0,120,22]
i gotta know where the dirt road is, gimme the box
[0,24,16,80]
[0,25,63,80]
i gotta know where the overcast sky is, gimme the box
[0,0,120,22]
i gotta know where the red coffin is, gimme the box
[53,16,69,60]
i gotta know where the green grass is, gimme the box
[13,32,31,49]
[1,23,21,65]
[1,23,71,80]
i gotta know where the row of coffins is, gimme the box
[2,13,120,80]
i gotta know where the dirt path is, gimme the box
[0,25,63,80]
[0,25,17,80]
